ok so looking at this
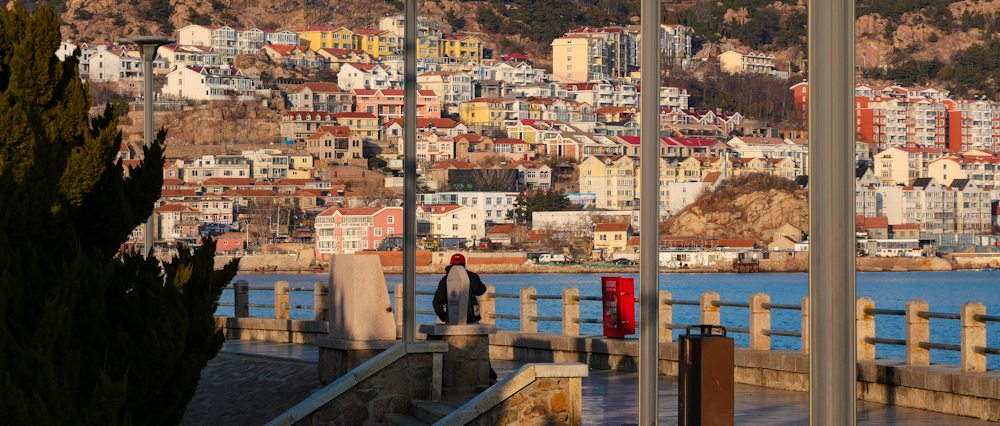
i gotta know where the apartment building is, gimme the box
[173,155,252,184]
[88,48,142,82]
[177,25,299,61]
[352,29,402,58]
[241,149,291,180]
[857,96,948,149]
[417,71,474,107]
[551,35,609,83]
[505,160,552,190]
[384,118,469,139]
[379,15,444,59]
[337,63,402,91]
[418,204,486,240]
[154,204,203,241]
[942,99,1000,152]
[873,147,944,186]
[314,206,402,258]
[927,154,1000,192]
[420,192,518,224]
[441,34,484,61]
[286,82,353,113]
[719,51,779,76]
[353,89,441,124]
[579,155,637,210]
[158,44,224,70]
[280,111,338,141]
[306,126,363,163]
[161,65,257,100]
[296,26,356,51]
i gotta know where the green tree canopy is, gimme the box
[0,4,238,425]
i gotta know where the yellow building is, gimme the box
[353,29,402,58]
[297,26,356,51]
[334,112,381,141]
[578,155,637,210]
[459,98,509,127]
[442,34,483,61]
[287,153,314,178]
[593,222,633,254]
[551,35,608,83]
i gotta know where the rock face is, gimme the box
[663,185,809,245]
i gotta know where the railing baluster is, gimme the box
[659,290,672,343]
[906,299,930,366]
[562,287,579,337]
[275,281,289,319]
[520,287,537,333]
[314,281,328,321]
[481,285,496,325]
[961,302,987,372]
[700,291,720,327]
[750,293,770,351]
[857,297,875,361]
[801,296,809,355]
[235,280,249,318]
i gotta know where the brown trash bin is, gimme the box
[678,325,734,426]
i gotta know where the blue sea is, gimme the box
[216,271,1000,368]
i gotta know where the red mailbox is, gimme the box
[602,276,635,338]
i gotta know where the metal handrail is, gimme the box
[917,311,961,320]
[712,301,750,308]
[489,293,520,299]
[663,323,697,329]
[247,303,273,308]
[763,329,802,338]
[663,299,700,306]
[530,295,563,300]
[864,337,906,346]
[573,318,603,324]
[974,346,1000,356]
[864,308,905,316]
[974,314,1000,323]
[530,316,562,322]
[416,310,435,316]
[488,313,519,320]
[573,295,602,301]
[726,327,750,334]
[761,303,802,311]
[918,341,961,352]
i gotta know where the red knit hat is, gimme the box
[450,253,466,265]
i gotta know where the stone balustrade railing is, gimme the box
[218,281,1000,371]
[220,280,329,321]
[388,285,1000,372]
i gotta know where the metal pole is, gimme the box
[638,2,661,425]
[121,36,174,258]
[808,0,856,423]
[402,0,418,342]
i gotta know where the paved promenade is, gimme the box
[181,341,996,425]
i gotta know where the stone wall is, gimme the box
[296,353,432,425]
[269,341,447,426]
[469,377,581,426]
[215,317,328,344]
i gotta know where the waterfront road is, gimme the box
[182,341,995,425]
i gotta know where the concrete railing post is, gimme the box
[801,296,809,355]
[905,299,930,366]
[961,302,987,372]
[750,293,771,351]
[275,281,289,320]
[520,286,537,333]
[700,291,720,326]
[481,285,496,325]
[660,290,672,343]
[314,281,328,321]
[395,284,404,326]
[562,287,580,336]
[856,297,875,361]
[235,280,249,318]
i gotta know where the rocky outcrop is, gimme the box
[663,186,809,245]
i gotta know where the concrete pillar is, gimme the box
[520,286,537,333]
[314,281,328,321]
[801,296,809,355]
[562,287,580,336]
[961,302,987,372]
[660,290,673,343]
[481,285,496,325]
[234,280,249,318]
[905,299,930,366]
[275,280,289,320]
[750,293,771,351]
[856,297,875,361]
[394,284,403,327]
[700,291,720,326]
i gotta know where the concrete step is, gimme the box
[386,414,431,426]
[412,401,458,424]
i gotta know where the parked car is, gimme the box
[612,258,636,265]
[538,254,568,263]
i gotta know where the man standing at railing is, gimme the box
[433,253,496,383]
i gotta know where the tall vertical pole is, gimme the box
[402,0,418,342]
[143,47,156,257]
[122,36,174,257]
[808,0,856,423]
[638,2,661,425]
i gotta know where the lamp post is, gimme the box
[120,36,175,257]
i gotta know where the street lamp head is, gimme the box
[119,36,176,61]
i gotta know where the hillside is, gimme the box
[661,173,808,244]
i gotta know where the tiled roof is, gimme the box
[595,223,630,232]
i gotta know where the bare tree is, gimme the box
[469,168,519,191]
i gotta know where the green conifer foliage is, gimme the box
[0,4,239,425]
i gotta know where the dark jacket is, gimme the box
[433,264,487,323]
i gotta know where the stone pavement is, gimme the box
[181,341,997,426]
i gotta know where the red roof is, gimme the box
[891,224,919,230]
[160,189,199,197]
[384,118,461,128]
[487,224,515,235]
[203,178,256,186]
[334,112,376,119]
[219,189,277,196]
[155,204,198,213]
[308,125,353,139]
[595,223,630,232]
[289,82,341,93]
[317,207,387,217]
[432,160,476,170]
[419,204,465,214]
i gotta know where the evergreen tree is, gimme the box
[0,5,238,425]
